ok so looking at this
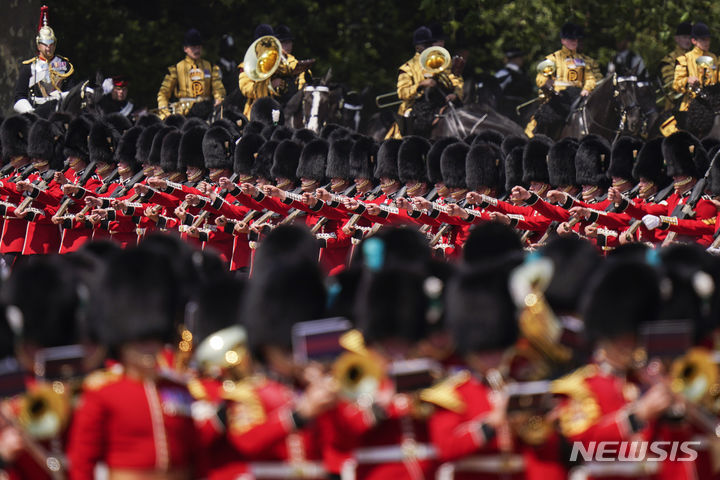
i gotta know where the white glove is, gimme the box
[13,99,34,114]
[642,214,661,230]
[707,247,720,256]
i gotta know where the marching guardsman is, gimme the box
[673,22,718,112]
[224,225,331,478]
[157,29,226,119]
[0,256,97,479]
[13,6,74,115]
[13,118,65,255]
[238,24,312,120]
[0,116,36,264]
[386,26,464,139]
[658,22,692,111]
[608,131,716,245]
[67,248,200,479]
[551,259,674,480]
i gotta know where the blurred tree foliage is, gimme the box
[36,0,720,109]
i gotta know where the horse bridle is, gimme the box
[583,74,645,140]
[303,85,330,132]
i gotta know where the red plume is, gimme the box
[38,5,49,32]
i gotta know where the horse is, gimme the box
[684,83,720,139]
[532,72,648,141]
[284,70,343,132]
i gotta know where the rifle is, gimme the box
[661,149,718,246]
[54,161,97,218]
[190,173,239,229]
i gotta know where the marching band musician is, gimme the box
[386,26,464,139]
[157,29,226,120]
[658,22,692,111]
[238,24,311,120]
[13,6,74,115]
[672,22,719,113]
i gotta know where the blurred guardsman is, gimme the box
[13,5,74,115]
[157,29,226,119]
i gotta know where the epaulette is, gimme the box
[221,379,267,434]
[550,365,601,437]
[22,57,37,65]
[419,370,470,413]
[82,368,121,391]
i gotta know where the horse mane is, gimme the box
[686,84,720,138]
[533,87,582,136]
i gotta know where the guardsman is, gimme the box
[13,6,74,115]
[552,260,674,480]
[157,29,226,119]
[673,22,718,112]
[67,248,199,479]
[535,22,599,97]
[386,26,464,139]
[658,22,692,111]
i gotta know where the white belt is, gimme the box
[436,454,525,480]
[316,232,337,240]
[353,443,437,463]
[569,461,659,479]
[249,461,327,479]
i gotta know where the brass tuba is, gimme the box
[670,347,720,413]
[419,46,455,92]
[331,330,384,400]
[243,35,289,94]
[19,382,71,441]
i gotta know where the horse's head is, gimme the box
[301,70,342,132]
[611,72,643,135]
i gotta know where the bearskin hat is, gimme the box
[148,126,176,167]
[522,135,552,184]
[115,126,143,171]
[466,142,503,191]
[211,118,240,139]
[181,117,208,132]
[608,136,643,182]
[202,126,235,170]
[178,125,208,170]
[548,137,579,187]
[135,123,162,165]
[633,137,669,187]
[28,118,64,169]
[269,125,294,143]
[398,136,431,184]
[501,135,528,158]
[135,114,162,128]
[581,260,661,342]
[327,137,353,180]
[62,116,92,161]
[462,223,523,266]
[428,137,458,185]
[271,139,301,181]
[160,129,182,173]
[292,128,318,147]
[297,139,329,182]
[349,136,378,180]
[104,112,133,134]
[164,114,186,129]
[88,120,121,166]
[243,120,265,137]
[250,97,284,126]
[504,145,525,191]
[374,139,402,180]
[472,129,505,147]
[440,141,467,189]
[252,140,278,181]
[234,133,265,177]
[575,134,611,187]
[663,131,709,178]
